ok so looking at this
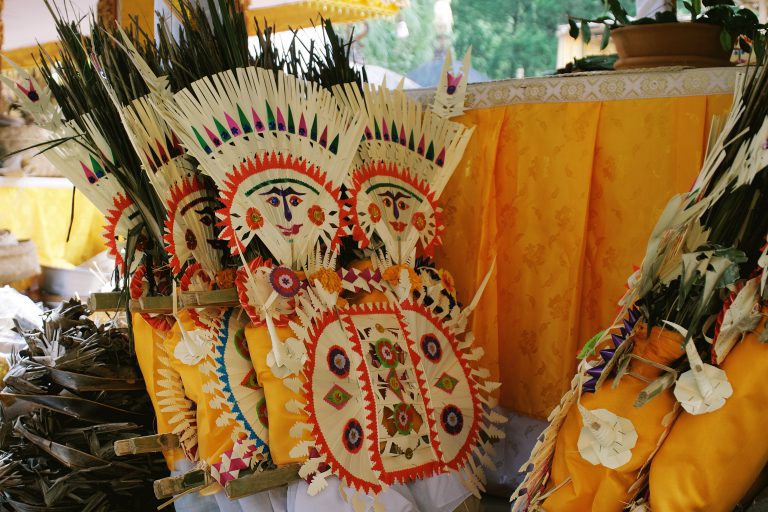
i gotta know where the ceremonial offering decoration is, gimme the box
[512,44,768,512]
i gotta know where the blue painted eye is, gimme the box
[289,196,302,207]
[267,197,280,207]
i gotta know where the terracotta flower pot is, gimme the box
[611,22,732,69]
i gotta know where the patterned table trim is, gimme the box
[407,66,741,108]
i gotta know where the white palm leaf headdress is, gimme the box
[337,81,473,263]
[120,95,225,276]
[156,67,364,268]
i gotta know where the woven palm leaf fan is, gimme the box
[206,307,271,485]
[119,92,226,278]
[335,56,473,263]
[155,66,364,268]
[275,271,503,499]
[0,65,142,269]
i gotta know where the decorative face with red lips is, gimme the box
[218,153,344,265]
[373,186,416,234]
[251,179,315,238]
[348,162,443,257]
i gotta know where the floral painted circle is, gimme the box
[440,405,464,436]
[375,338,399,368]
[343,419,364,454]
[327,345,350,377]
[270,266,301,297]
[420,334,442,362]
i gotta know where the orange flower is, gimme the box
[307,205,325,226]
[246,207,264,230]
[309,267,342,293]
[411,212,427,231]
[368,203,382,223]
[382,264,422,291]
[438,269,457,297]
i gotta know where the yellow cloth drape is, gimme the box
[0,185,105,267]
[436,94,733,418]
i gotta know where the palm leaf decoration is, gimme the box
[0,300,166,511]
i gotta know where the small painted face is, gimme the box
[178,194,224,255]
[369,184,422,235]
[258,183,314,237]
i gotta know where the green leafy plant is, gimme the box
[568,0,766,54]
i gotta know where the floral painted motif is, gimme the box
[327,345,351,378]
[270,266,301,297]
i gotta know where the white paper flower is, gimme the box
[577,407,637,469]
[674,341,733,415]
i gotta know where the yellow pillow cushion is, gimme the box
[543,326,684,511]
[649,316,768,512]
[132,313,187,469]
[246,322,312,465]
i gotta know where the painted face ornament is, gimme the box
[349,162,442,259]
[339,79,473,263]
[155,66,363,268]
[219,153,344,267]
[165,175,226,276]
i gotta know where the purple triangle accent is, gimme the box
[623,319,633,334]
[586,365,605,378]
[81,161,97,183]
[399,125,406,146]
[628,307,639,324]
[319,127,328,147]
[435,147,446,166]
[252,108,265,132]
[582,377,597,393]
[600,348,615,363]
[417,135,425,155]
[611,333,624,347]
[364,126,373,140]
[298,114,307,136]
[204,126,222,146]
[156,141,169,163]
[276,108,286,131]
[225,112,241,136]
[381,120,390,141]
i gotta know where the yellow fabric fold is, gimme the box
[247,322,312,466]
[437,94,732,418]
[132,313,186,469]
[649,316,768,512]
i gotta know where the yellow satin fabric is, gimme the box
[246,323,312,466]
[542,326,684,511]
[649,316,768,511]
[165,311,234,466]
[132,313,186,469]
[0,186,105,267]
[437,94,733,418]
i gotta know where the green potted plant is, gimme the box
[569,0,766,69]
